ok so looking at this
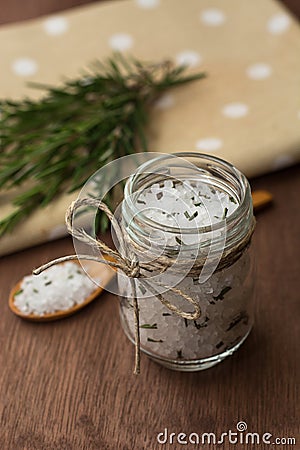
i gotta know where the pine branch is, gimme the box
[0,53,206,237]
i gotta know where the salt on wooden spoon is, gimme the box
[8,189,272,322]
[9,258,115,322]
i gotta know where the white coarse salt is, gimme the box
[14,262,97,316]
[121,250,252,361]
[120,177,252,362]
[135,179,238,247]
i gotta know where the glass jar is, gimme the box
[118,152,255,371]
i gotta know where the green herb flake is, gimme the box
[213,286,232,301]
[222,208,228,220]
[45,281,52,286]
[188,211,198,221]
[147,337,164,343]
[14,289,23,296]
[201,194,210,200]
[226,312,248,331]
[175,236,183,245]
[68,275,74,279]
[229,196,237,204]
[177,350,183,359]
[140,323,157,329]
[33,288,39,293]
[194,320,201,329]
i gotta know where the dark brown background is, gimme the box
[0,1,299,449]
[1,0,300,25]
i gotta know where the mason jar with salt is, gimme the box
[118,152,255,371]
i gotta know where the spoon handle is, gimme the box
[252,190,273,212]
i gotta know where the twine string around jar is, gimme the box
[33,198,202,375]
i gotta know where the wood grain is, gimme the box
[0,0,101,25]
[0,1,299,449]
[281,0,300,19]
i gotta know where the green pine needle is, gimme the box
[0,53,206,237]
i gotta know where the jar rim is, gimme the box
[123,152,252,237]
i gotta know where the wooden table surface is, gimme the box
[0,1,299,449]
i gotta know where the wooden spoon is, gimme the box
[9,258,116,322]
[252,189,273,211]
[9,189,272,322]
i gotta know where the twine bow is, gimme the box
[34,198,201,374]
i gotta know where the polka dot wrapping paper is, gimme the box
[0,0,300,255]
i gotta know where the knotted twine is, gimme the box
[34,198,204,375]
